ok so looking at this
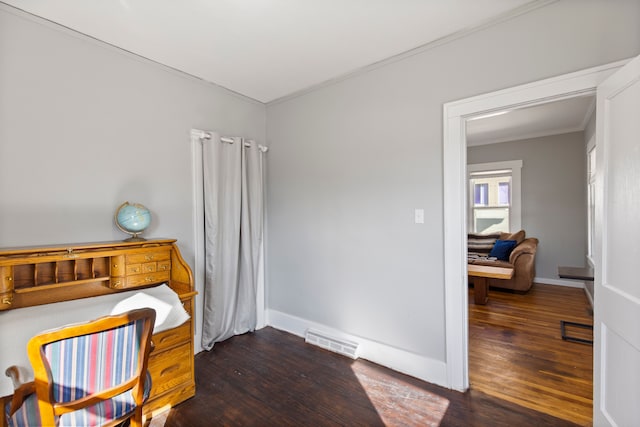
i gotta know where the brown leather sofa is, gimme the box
[468,230,539,292]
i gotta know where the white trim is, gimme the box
[580,96,598,131]
[467,160,522,172]
[267,309,448,388]
[586,134,597,262]
[267,0,556,106]
[443,59,627,391]
[534,277,586,288]
[586,133,597,152]
[0,4,263,105]
[468,126,586,147]
[468,160,522,232]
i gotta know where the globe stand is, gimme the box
[123,233,146,242]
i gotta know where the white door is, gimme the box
[594,54,640,426]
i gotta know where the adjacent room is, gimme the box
[1,1,639,426]
[465,96,596,423]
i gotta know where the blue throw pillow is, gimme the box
[489,239,517,261]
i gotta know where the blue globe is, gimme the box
[115,202,151,239]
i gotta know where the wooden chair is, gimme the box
[4,308,156,427]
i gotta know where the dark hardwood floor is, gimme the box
[469,283,593,426]
[163,326,581,426]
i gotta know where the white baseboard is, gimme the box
[266,309,448,388]
[534,276,585,288]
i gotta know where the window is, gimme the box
[468,160,522,234]
[498,182,510,205]
[474,183,488,206]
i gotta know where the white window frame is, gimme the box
[467,160,522,233]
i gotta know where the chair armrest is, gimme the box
[5,366,35,417]
[5,366,30,389]
[509,238,538,264]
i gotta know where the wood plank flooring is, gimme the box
[469,283,593,426]
[163,325,582,426]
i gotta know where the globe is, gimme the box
[115,202,151,241]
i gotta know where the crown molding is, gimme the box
[267,0,558,106]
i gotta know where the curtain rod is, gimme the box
[198,131,268,152]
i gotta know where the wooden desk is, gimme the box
[0,239,196,425]
[468,264,514,305]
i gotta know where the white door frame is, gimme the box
[442,59,628,391]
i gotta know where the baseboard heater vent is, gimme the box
[305,329,359,359]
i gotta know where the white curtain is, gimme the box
[201,133,264,351]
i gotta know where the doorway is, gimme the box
[464,96,596,420]
[442,60,626,392]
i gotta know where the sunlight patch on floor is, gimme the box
[351,362,450,426]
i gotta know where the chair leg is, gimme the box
[130,406,144,427]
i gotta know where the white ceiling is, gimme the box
[3,0,535,103]
[466,95,596,146]
[4,0,589,143]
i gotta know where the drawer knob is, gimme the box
[145,276,154,282]
[145,255,154,261]
[2,297,12,306]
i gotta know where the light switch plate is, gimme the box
[414,208,424,224]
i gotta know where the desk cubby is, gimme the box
[10,257,111,291]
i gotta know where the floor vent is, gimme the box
[305,329,359,359]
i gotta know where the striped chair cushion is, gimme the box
[6,393,39,427]
[6,318,150,427]
[7,374,151,427]
[468,232,501,255]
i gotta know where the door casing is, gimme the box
[442,59,628,391]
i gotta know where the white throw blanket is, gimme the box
[0,284,189,397]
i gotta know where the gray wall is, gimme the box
[0,6,266,352]
[266,0,640,368]
[468,132,587,280]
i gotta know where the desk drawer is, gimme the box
[144,383,195,418]
[127,249,170,264]
[126,264,143,275]
[152,322,191,353]
[148,342,192,398]
[125,271,170,287]
[157,260,171,273]
[127,261,168,275]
